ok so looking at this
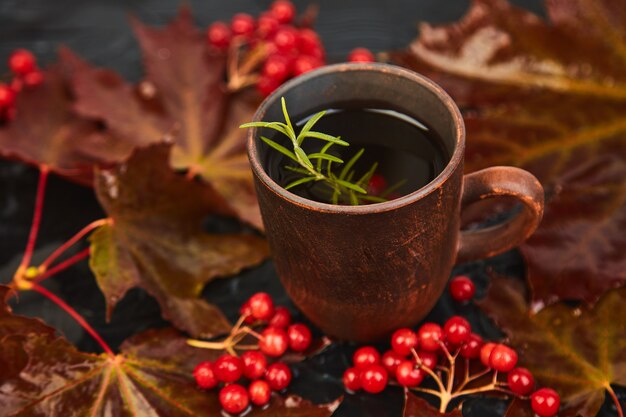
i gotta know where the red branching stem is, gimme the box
[607,385,624,417]
[32,283,115,357]
[18,166,49,270]
[34,248,91,283]
[38,218,109,272]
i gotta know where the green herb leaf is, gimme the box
[339,148,365,180]
[240,121,294,142]
[380,179,407,197]
[297,110,327,145]
[359,195,387,203]
[260,136,298,162]
[357,162,379,186]
[294,147,314,170]
[336,179,367,194]
[285,165,311,175]
[285,176,318,190]
[308,153,344,163]
[302,131,350,146]
[317,141,335,171]
[281,97,294,133]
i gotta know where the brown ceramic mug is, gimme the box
[246,63,544,342]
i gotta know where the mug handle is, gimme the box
[457,166,544,263]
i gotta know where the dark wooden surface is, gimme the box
[1,1,622,415]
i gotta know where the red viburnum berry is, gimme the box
[270,0,296,24]
[381,350,404,375]
[256,75,281,97]
[449,275,476,302]
[415,350,438,370]
[219,384,250,414]
[259,327,289,357]
[241,350,267,380]
[9,49,36,75]
[273,27,298,53]
[480,342,496,367]
[193,361,218,389]
[287,323,312,352]
[248,292,275,321]
[359,365,388,394]
[23,70,43,88]
[297,28,322,55]
[417,323,443,351]
[263,54,292,83]
[348,47,375,63]
[489,344,518,372]
[257,12,280,39]
[214,354,243,383]
[391,328,419,356]
[342,367,361,392]
[460,333,483,359]
[353,346,380,369]
[367,174,387,196]
[507,367,535,396]
[265,362,292,390]
[395,360,425,387]
[269,306,292,328]
[443,315,471,345]
[249,379,272,406]
[292,55,322,76]
[231,13,255,38]
[10,77,23,93]
[531,388,560,417]
[0,84,16,108]
[207,22,231,50]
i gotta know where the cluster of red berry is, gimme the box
[0,49,44,123]
[206,0,327,97]
[342,316,561,417]
[205,0,375,97]
[191,292,313,415]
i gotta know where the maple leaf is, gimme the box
[63,7,263,229]
[0,286,340,416]
[89,144,269,338]
[391,0,626,307]
[477,275,626,417]
[403,390,462,417]
[0,65,130,186]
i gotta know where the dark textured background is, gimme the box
[0,1,622,416]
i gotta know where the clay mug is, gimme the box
[246,63,544,342]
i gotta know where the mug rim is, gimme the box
[246,62,465,214]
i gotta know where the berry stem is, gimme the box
[187,339,228,350]
[17,166,49,272]
[606,384,624,417]
[31,283,114,357]
[240,326,263,340]
[34,247,91,283]
[455,364,492,392]
[451,384,515,399]
[409,386,443,399]
[38,218,110,272]
[411,348,447,395]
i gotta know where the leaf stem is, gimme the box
[38,218,110,272]
[34,248,91,283]
[18,166,49,272]
[606,384,624,417]
[31,283,114,357]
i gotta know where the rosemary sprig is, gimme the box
[241,97,395,205]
